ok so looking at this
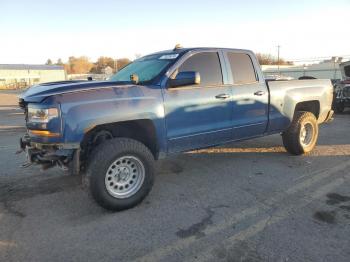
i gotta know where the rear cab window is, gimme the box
[178,52,223,86]
[227,52,257,84]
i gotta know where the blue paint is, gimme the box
[19,48,292,157]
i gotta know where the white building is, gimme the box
[0,64,66,89]
[262,58,347,80]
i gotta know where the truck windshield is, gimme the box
[109,53,178,83]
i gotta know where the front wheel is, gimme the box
[282,111,319,155]
[86,138,155,211]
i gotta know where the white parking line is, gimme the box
[192,175,347,262]
[0,107,21,111]
[134,161,350,262]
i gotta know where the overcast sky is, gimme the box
[1,0,349,64]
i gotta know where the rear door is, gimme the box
[163,51,233,153]
[224,51,269,140]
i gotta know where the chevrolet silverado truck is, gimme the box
[18,47,334,211]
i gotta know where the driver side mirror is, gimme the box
[168,71,200,88]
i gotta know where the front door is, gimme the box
[163,51,233,153]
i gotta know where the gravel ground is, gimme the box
[0,90,349,262]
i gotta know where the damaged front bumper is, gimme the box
[19,133,80,174]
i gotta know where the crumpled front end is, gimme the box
[18,97,80,174]
[19,133,80,173]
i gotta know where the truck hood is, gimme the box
[19,80,132,103]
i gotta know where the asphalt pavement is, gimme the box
[0,90,349,262]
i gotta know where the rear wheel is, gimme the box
[282,111,318,155]
[86,138,155,211]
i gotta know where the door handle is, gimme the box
[215,93,230,99]
[254,90,265,96]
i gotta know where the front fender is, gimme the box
[55,86,167,154]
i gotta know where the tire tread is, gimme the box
[282,111,318,155]
[86,137,155,211]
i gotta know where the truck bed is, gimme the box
[266,79,333,132]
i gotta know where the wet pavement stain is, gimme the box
[158,161,184,175]
[0,175,82,202]
[0,175,82,217]
[326,193,350,205]
[339,205,350,212]
[313,211,336,224]
[314,193,350,224]
[176,208,214,239]
[169,163,184,174]
[176,205,229,239]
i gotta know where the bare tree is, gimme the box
[90,56,115,73]
[116,58,131,70]
[256,53,293,65]
[65,56,93,74]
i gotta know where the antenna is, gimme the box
[173,44,182,51]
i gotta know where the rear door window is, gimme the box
[178,52,223,86]
[227,53,257,84]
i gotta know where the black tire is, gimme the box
[282,111,318,155]
[86,138,155,211]
[334,102,345,113]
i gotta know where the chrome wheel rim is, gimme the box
[105,156,145,199]
[300,122,313,147]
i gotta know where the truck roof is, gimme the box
[150,47,253,56]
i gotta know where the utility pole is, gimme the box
[277,45,281,76]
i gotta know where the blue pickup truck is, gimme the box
[19,46,334,210]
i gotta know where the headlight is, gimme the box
[27,107,59,123]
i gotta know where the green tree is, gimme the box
[46,59,53,65]
[56,58,64,66]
